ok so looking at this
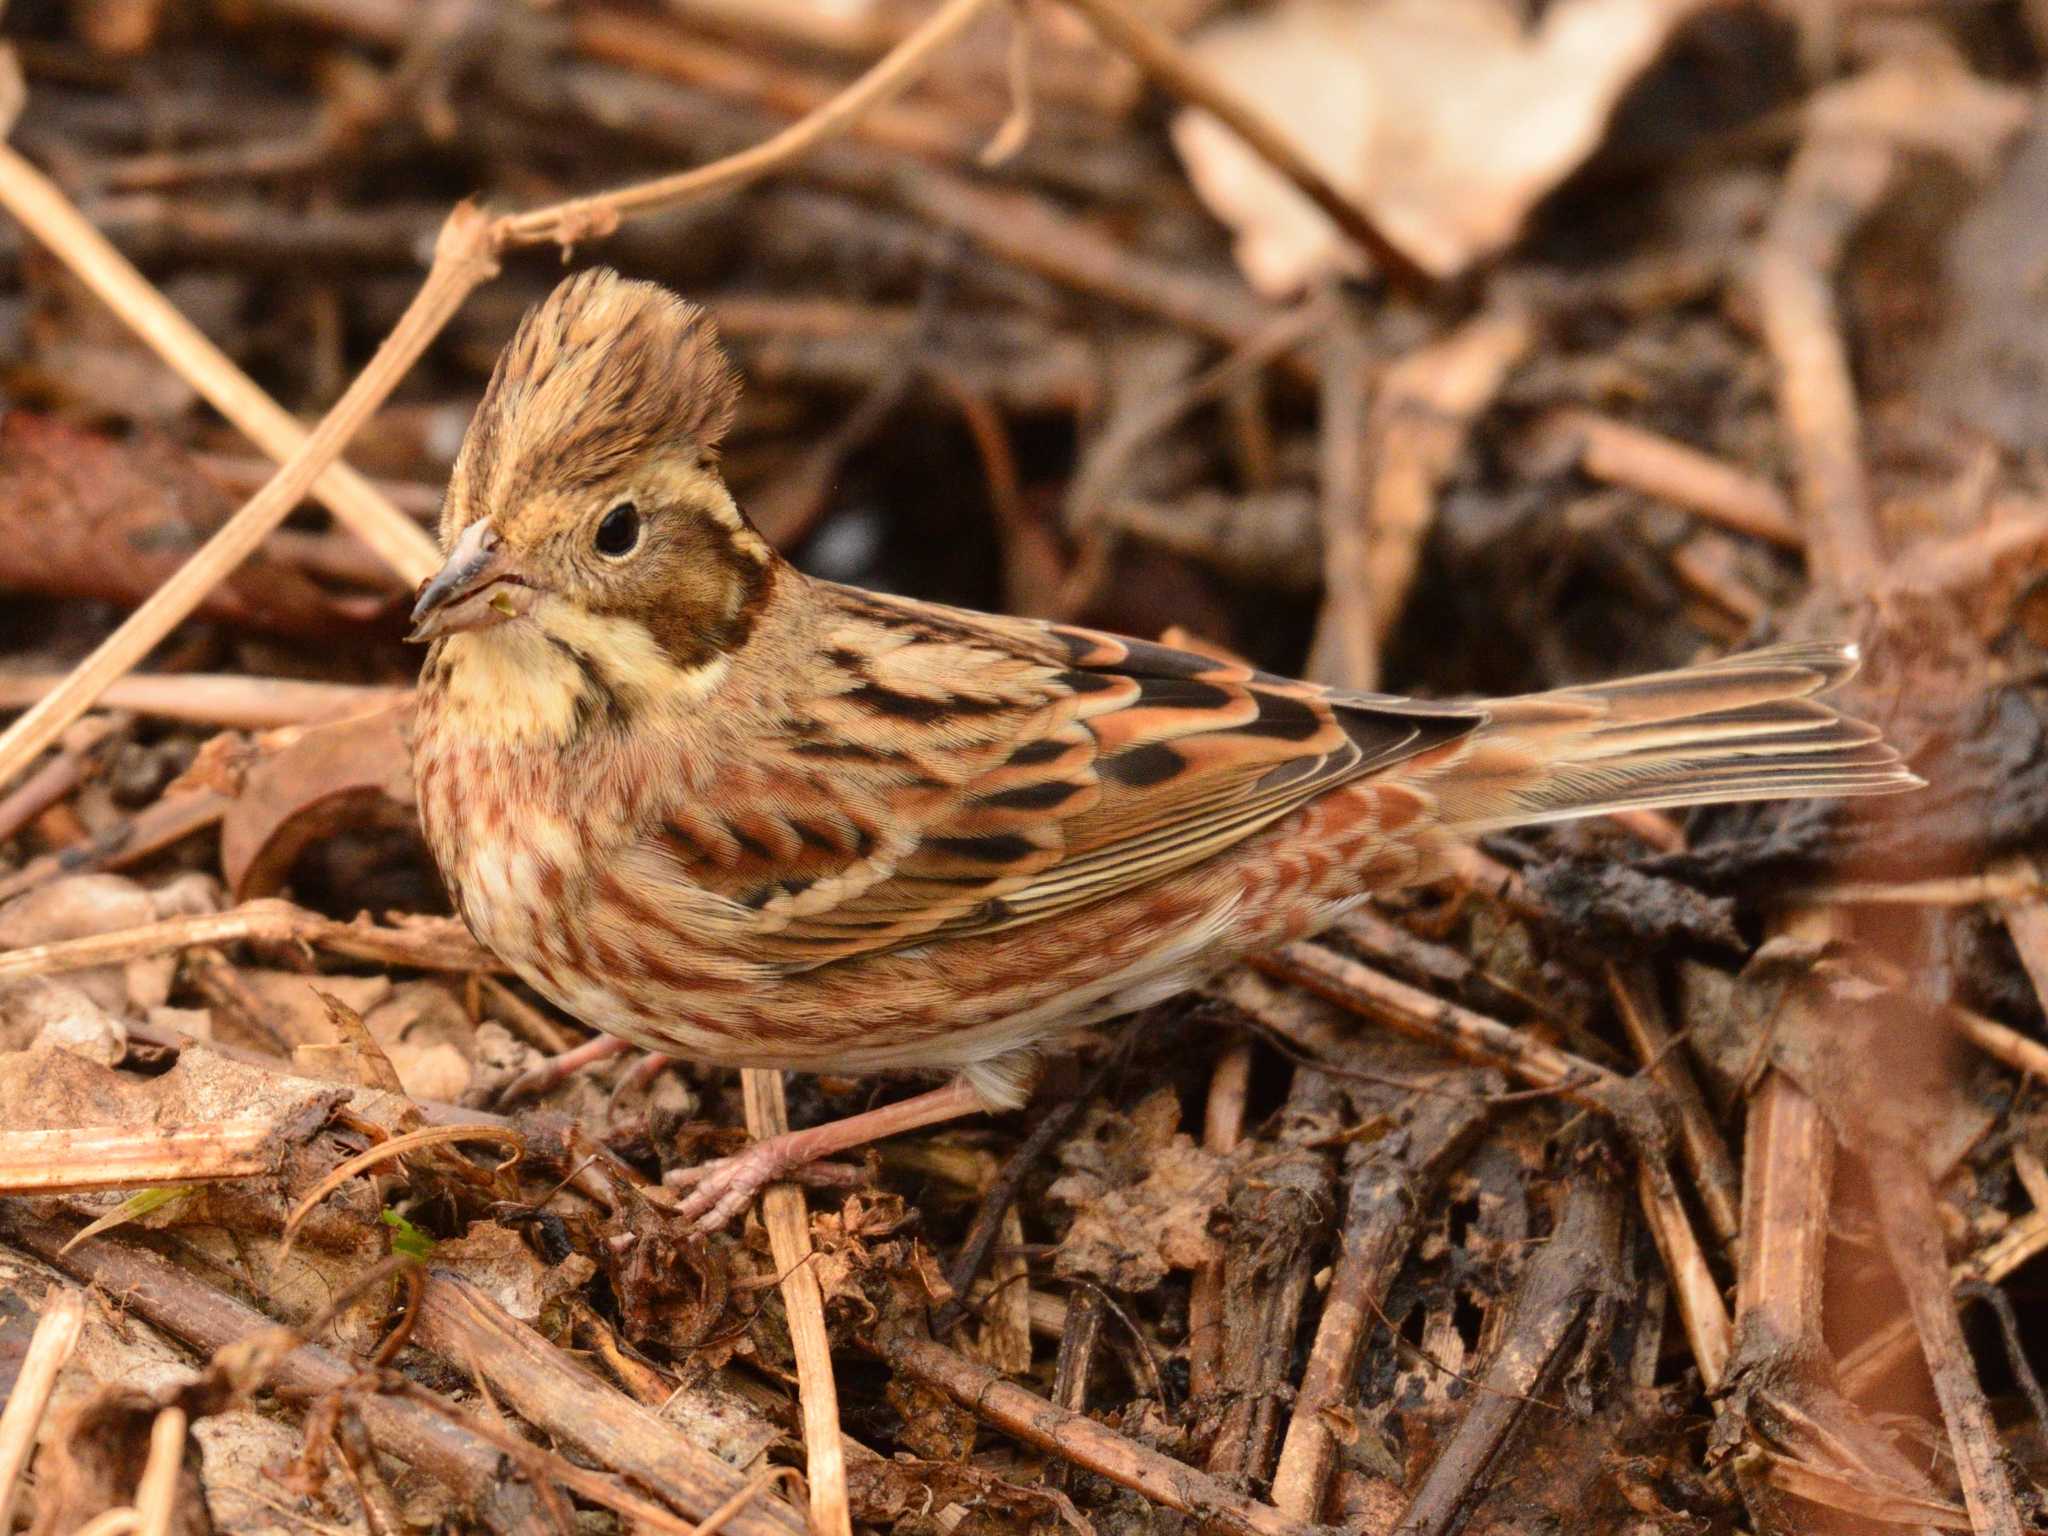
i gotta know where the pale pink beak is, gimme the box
[408,520,536,642]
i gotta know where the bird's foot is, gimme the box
[666,1076,991,1231]
[667,1133,818,1231]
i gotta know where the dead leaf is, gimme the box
[433,1220,596,1334]
[310,989,405,1094]
[0,413,383,638]
[1171,0,1709,291]
[1047,1088,1234,1291]
[219,704,418,902]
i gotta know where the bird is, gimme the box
[408,268,1920,1230]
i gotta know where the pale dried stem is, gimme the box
[0,899,495,983]
[134,1406,190,1536]
[0,141,440,584]
[0,1124,275,1195]
[1054,0,1426,286]
[1305,316,1377,689]
[1635,1158,1733,1392]
[975,1204,1033,1372]
[1901,499,2048,594]
[1188,1038,1253,1398]
[1736,1070,1831,1345]
[498,0,1005,248]
[0,204,500,797]
[741,1069,852,1536]
[0,1286,86,1535]
[1262,941,1609,1101]
[0,675,413,730]
[1991,854,2048,1014]
[1791,869,2042,907]
[1752,134,1893,597]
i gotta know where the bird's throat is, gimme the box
[436,610,732,751]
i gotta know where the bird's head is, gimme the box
[410,270,777,688]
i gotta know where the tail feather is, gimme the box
[1421,642,1921,833]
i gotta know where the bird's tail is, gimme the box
[1412,642,1921,834]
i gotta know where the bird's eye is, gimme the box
[594,502,640,557]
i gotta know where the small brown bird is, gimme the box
[410,269,1918,1228]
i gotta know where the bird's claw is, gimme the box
[667,1137,806,1232]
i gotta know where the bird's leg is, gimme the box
[669,1076,987,1231]
[499,1033,637,1103]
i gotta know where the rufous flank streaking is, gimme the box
[409,269,1919,1228]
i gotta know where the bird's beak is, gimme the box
[408,520,536,643]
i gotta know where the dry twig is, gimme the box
[741,1069,854,1536]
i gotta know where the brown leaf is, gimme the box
[0,413,384,638]
[219,704,418,902]
[1047,1088,1234,1291]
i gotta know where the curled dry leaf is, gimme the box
[219,703,418,901]
[1171,0,1709,291]
[1047,1087,1234,1292]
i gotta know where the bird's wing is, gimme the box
[633,586,1483,968]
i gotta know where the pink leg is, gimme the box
[499,1033,636,1103]
[667,1077,986,1231]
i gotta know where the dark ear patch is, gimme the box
[617,500,777,671]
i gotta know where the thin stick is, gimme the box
[0,674,413,730]
[1864,1142,2027,1535]
[1188,1040,1253,1398]
[497,0,1005,249]
[1607,965,1742,1250]
[1635,1157,1732,1392]
[1752,135,1893,597]
[1305,314,1376,689]
[0,899,495,982]
[0,1287,86,1534]
[0,141,439,584]
[740,1069,852,1536]
[1540,408,1803,550]
[0,204,500,796]
[1055,0,1427,287]
[878,1329,1315,1536]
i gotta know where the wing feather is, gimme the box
[629,588,1482,968]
